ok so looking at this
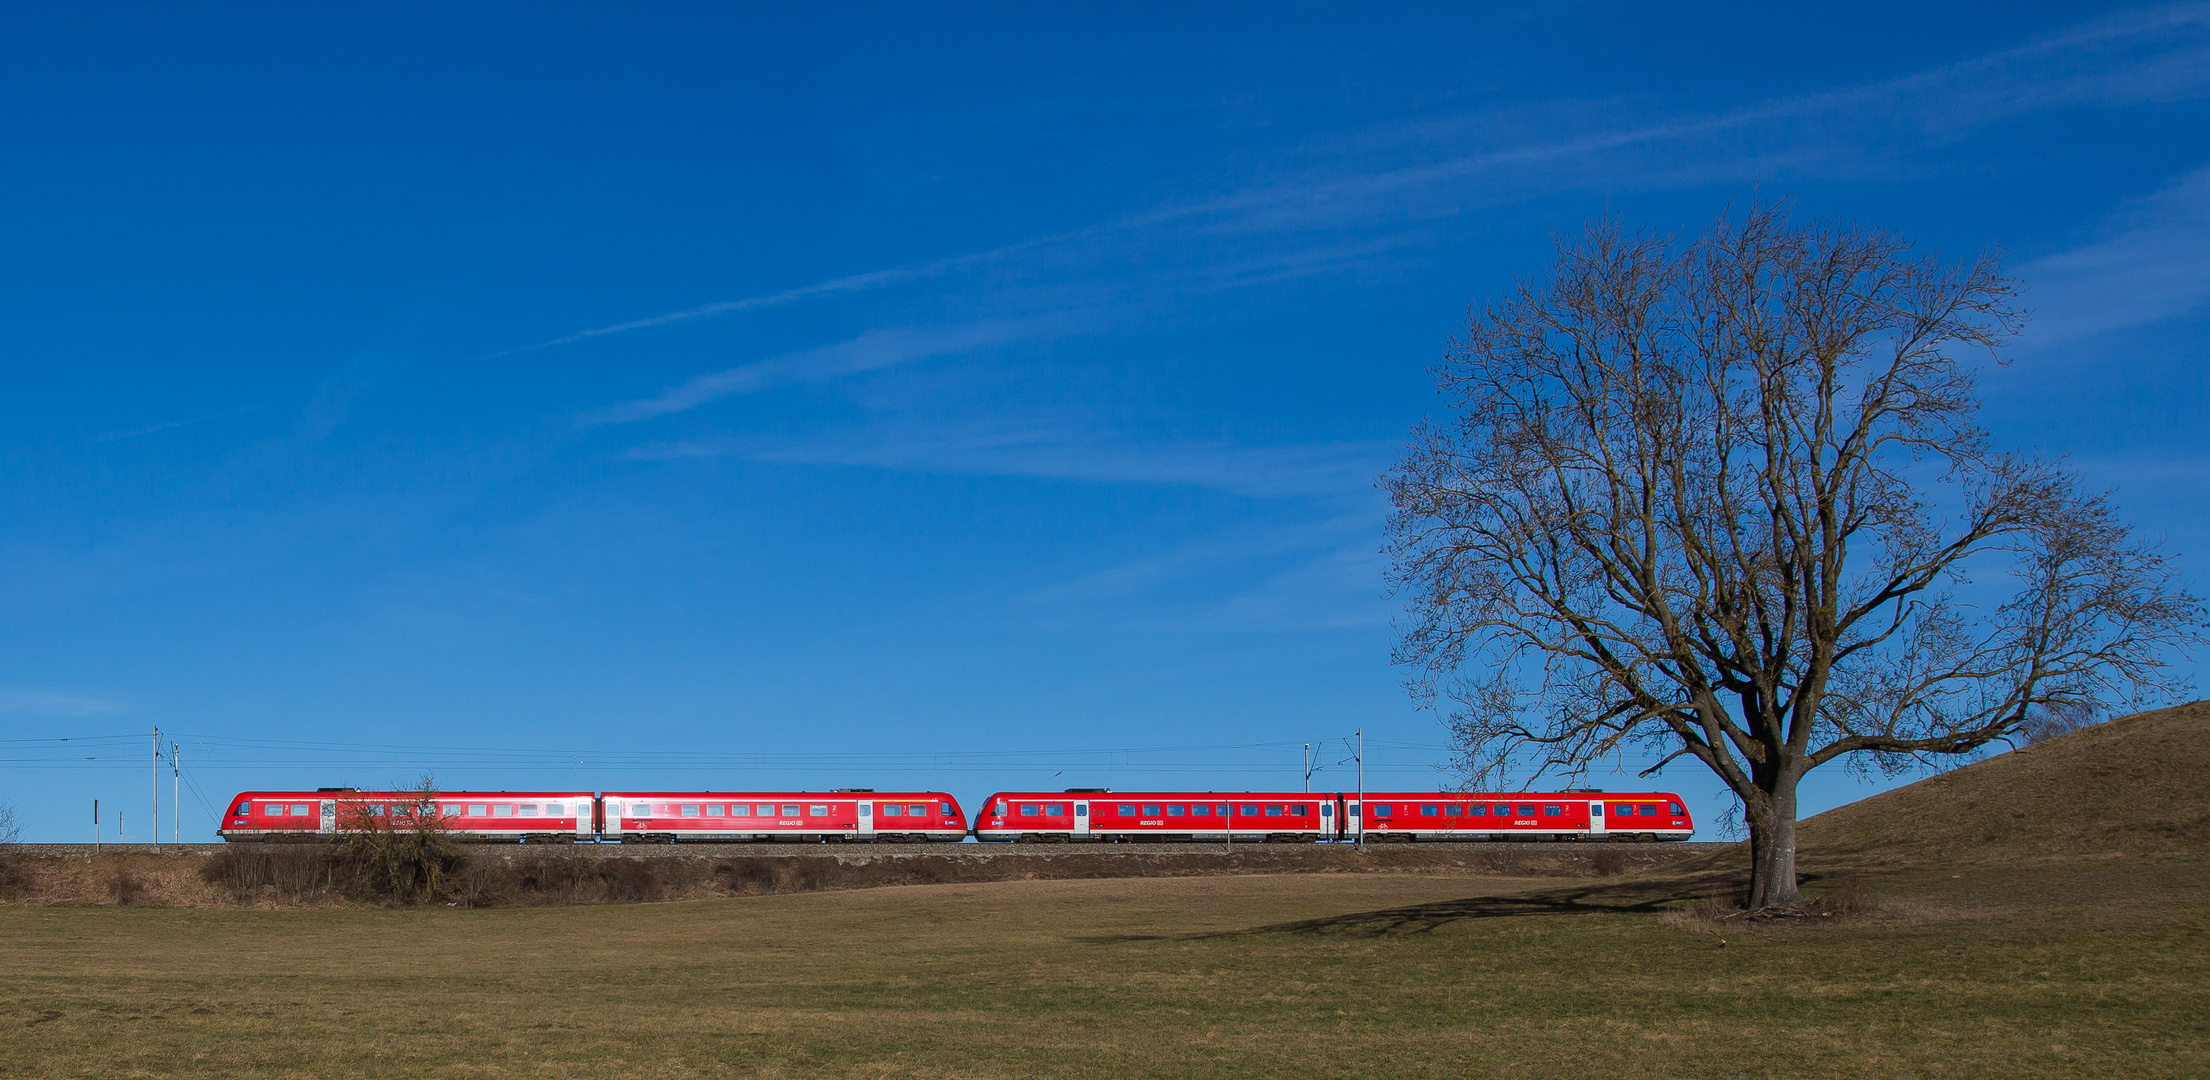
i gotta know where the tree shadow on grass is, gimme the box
[1077,866,1753,943]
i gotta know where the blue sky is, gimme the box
[3,3,2206,842]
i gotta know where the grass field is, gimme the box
[4,703,2206,1078]
[3,856,2205,1079]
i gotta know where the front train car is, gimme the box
[218,789,598,842]
[599,790,965,843]
[973,790,1335,842]
[1345,791,1693,841]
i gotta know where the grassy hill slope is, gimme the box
[1794,698,2210,874]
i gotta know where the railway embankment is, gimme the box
[0,840,1721,908]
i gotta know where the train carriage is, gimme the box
[1347,791,1692,842]
[600,790,965,843]
[974,790,1335,843]
[218,789,597,843]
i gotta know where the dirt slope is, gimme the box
[1795,699,2210,873]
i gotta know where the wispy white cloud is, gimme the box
[497,7,2210,357]
[484,231,1085,359]
[89,406,257,444]
[631,421,1395,502]
[0,689,130,716]
[1175,5,2210,233]
[577,319,1055,426]
[1014,515,1392,632]
[2017,163,2210,345]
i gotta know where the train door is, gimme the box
[318,800,336,837]
[1072,801,1090,838]
[577,798,596,841]
[858,802,875,839]
[604,798,627,843]
[1345,800,1362,841]
[1588,800,1607,838]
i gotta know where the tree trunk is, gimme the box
[1746,774,1802,908]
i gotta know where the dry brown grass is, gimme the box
[1,860,2203,1079]
[0,843,1699,909]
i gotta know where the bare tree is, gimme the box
[1385,204,2203,908]
[0,801,19,845]
[2020,700,2105,744]
[335,777,464,903]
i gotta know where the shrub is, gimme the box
[1806,875,1879,916]
[336,779,466,904]
[199,846,347,901]
[108,869,146,907]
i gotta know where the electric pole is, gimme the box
[1355,729,1364,852]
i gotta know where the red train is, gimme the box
[973,789,1691,842]
[598,790,964,843]
[219,788,967,843]
[218,786,1691,843]
[221,789,597,843]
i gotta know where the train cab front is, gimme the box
[972,793,1015,842]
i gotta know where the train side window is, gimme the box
[294,804,313,817]
[1470,805,1488,816]
[778,804,800,817]
[1670,802,1684,816]
[1515,804,1535,817]
[908,804,926,817]
[1191,804,1211,817]
[1320,804,1332,818]
[1372,805,1392,818]
[1237,805,1257,817]
[679,805,698,817]
[1045,804,1066,816]
[1420,805,1439,817]
[234,802,251,816]
[545,803,563,816]
[519,804,538,817]
[1020,804,1038,817]
[1290,804,1308,816]
[1445,805,1462,817]
[809,805,829,817]
[1642,805,1658,817]
[704,805,724,817]
[1265,805,1283,817]
[1141,804,1160,817]
[1118,805,1136,816]
[493,805,515,817]
[881,804,903,817]
[1544,805,1562,816]
[942,802,957,817]
[1166,805,1184,816]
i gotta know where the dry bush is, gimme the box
[108,869,147,907]
[714,857,844,895]
[598,857,670,902]
[199,846,350,902]
[1805,875,1879,916]
[1588,851,1630,876]
[0,854,29,901]
[446,854,692,907]
[1659,891,1745,932]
